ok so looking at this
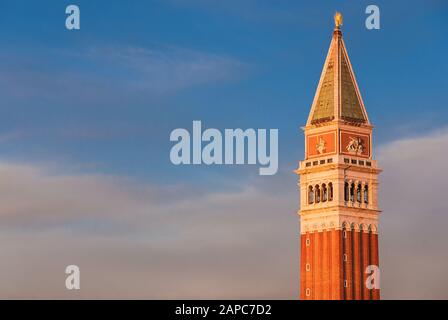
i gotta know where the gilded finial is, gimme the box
[334,12,343,29]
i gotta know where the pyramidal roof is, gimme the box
[307,15,369,126]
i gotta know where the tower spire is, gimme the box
[306,13,369,126]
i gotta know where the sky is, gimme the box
[0,0,447,299]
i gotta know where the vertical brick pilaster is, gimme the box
[312,232,319,299]
[322,230,330,299]
[331,229,343,300]
[314,232,323,299]
[370,233,380,300]
[343,229,353,300]
[361,230,371,300]
[300,234,306,300]
[305,232,313,300]
[352,229,362,300]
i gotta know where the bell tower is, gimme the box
[295,13,382,300]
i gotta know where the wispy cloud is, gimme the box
[0,131,23,144]
[0,45,247,104]
[84,46,247,94]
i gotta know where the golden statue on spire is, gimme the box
[334,12,343,28]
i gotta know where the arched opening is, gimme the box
[359,224,365,233]
[357,183,362,202]
[328,182,333,201]
[364,184,369,204]
[350,182,355,202]
[315,185,321,203]
[344,182,349,202]
[322,184,327,202]
[308,186,314,204]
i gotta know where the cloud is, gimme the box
[378,128,448,299]
[84,46,247,94]
[0,131,23,144]
[1,128,448,299]
[0,45,246,104]
[0,162,151,228]
[0,161,298,299]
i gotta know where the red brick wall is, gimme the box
[300,227,379,300]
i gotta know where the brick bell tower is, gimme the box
[295,13,382,300]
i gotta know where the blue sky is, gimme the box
[0,0,447,186]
